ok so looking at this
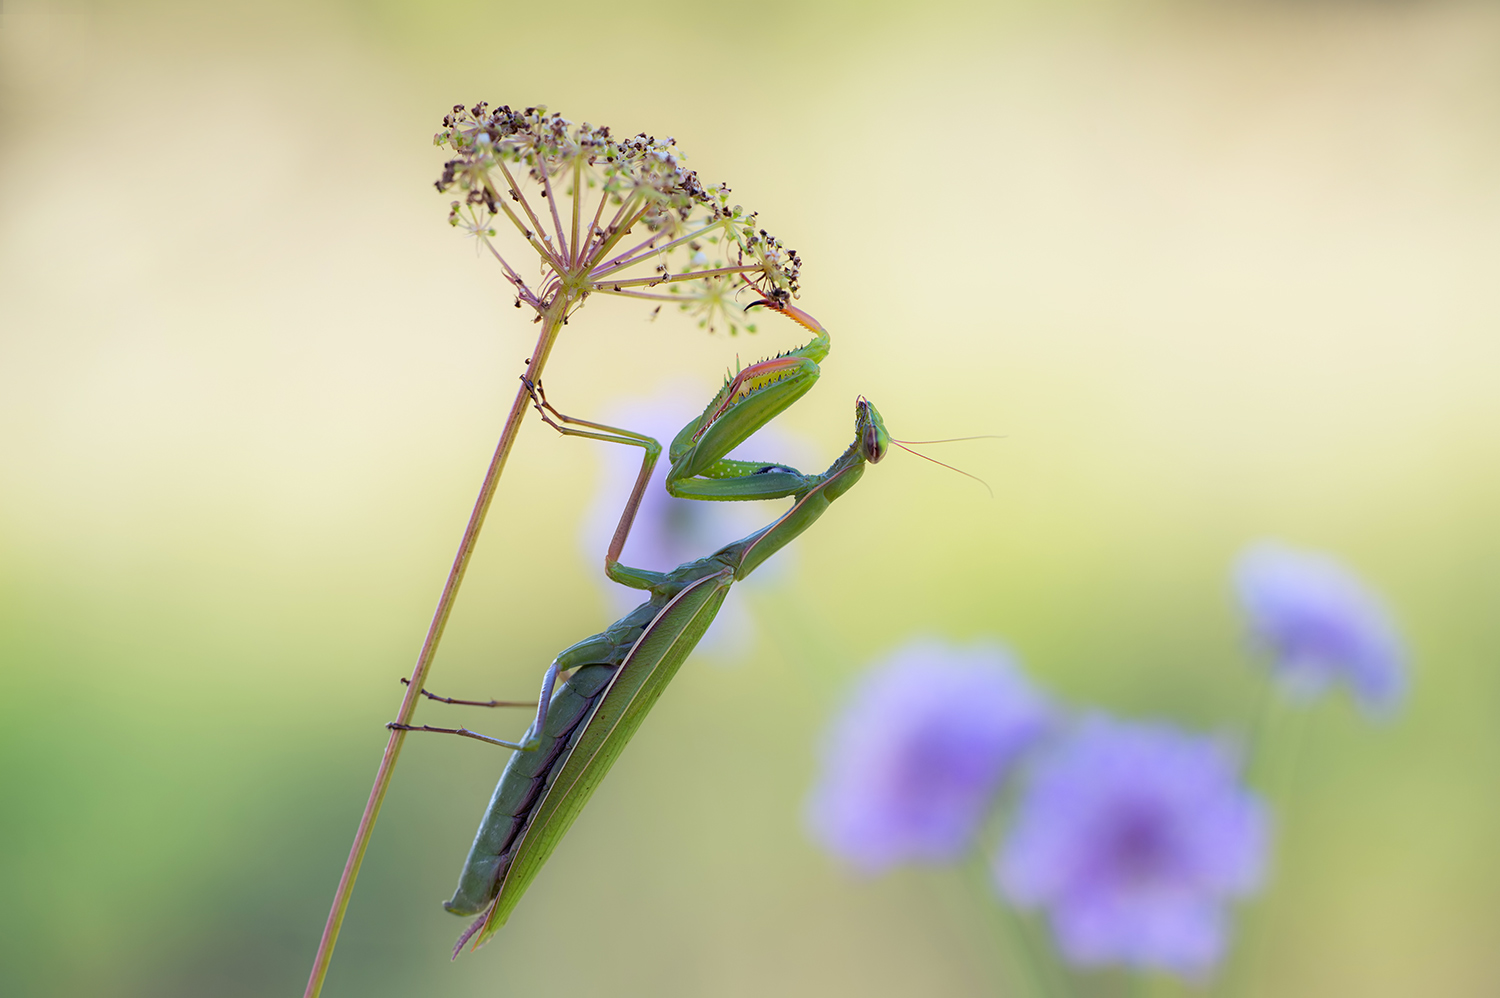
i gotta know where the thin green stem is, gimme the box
[960,852,1056,998]
[1218,686,1314,998]
[301,297,571,998]
[1241,675,1277,783]
[1018,905,1082,998]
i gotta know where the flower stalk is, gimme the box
[302,299,567,998]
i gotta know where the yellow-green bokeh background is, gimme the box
[3,0,1498,994]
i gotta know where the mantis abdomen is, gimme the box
[443,663,617,915]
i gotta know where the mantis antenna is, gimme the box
[888,432,1004,498]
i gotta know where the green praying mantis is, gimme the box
[391,300,891,955]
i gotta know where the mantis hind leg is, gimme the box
[387,679,541,751]
[386,722,535,752]
[393,632,617,752]
[400,677,537,709]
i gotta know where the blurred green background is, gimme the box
[2,0,1498,994]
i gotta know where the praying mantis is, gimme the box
[391,300,891,954]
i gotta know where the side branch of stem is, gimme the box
[477,235,535,304]
[482,175,564,272]
[539,161,569,261]
[601,265,760,290]
[494,160,563,270]
[594,288,687,303]
[589,218,728,280]
[582,200,651,274]
[568,157,583,269]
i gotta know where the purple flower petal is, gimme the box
[1234,541,1406,716]
[996,716,1267,980]
[807,639,1052,874]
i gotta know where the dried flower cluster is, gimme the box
[435,104,803,334]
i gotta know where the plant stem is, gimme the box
[302,300,568,998]
[1217,694,1312,998]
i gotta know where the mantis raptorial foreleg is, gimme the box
[523,377,663,574]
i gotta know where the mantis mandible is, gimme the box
[392,301,890,955]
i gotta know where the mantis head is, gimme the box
[856,396,890,464]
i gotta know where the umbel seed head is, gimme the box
[433,103,804,334]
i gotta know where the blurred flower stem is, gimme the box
[303,103,806,997]
[960,850,1070,998]
[1219,686,1313,998]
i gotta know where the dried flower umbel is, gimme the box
[435,103,803,333]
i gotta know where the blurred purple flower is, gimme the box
[996,716,1266,979]
[582,383,812,657]
[1234,541,1406,717]
[806,639,1052,874]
